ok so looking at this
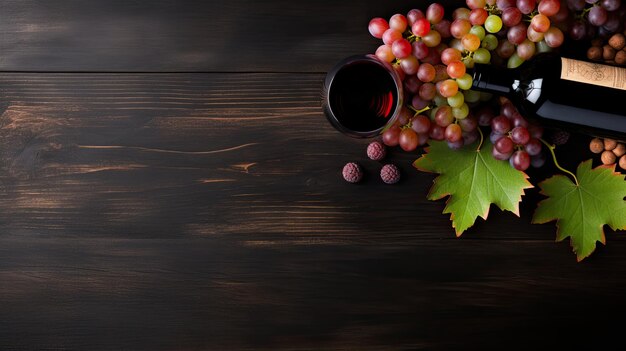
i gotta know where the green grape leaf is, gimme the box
[413,140,533,236]
[532,160,626,261]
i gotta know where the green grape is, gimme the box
[462,56,475,69]
[452,103,470,119]
[507,52,525,68]
[449,38,465,52]
[447,91,465,108]
[463,89,481,103]
[433,95,449,107]
[473,48,491,64]
[481,34,498,50]
[536,40,552,54]
[469,25,486,40]
[484,15,503,33]
[430,106,440,120]
[456,73,473,90]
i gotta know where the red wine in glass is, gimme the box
[322,55,403,138]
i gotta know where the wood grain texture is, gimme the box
[1,0,626,350]
[0,0,421,73]
[0,73,624,350]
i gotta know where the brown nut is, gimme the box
[609,33,626,51]
[616,50,626,66]
[613,143,626,157]
[620,155,626,170]
[587,46,603,61]
[590,138,604,153]
[601,150,617,165]
[604,138,618,151]
[603,45,616,61]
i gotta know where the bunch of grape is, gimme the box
[489,98,546,170]
[587,32,626,65]
[368,0,571,171]
[589,137,626,169]
[566,0,626,40]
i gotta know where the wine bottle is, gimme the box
[470,54,626,142]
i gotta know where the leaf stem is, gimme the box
[477,127,484,152]
[539,138,579,186]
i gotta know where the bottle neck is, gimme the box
[470,64,515,96]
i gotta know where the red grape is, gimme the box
[382,125,401,146]
[538,0,560,17]
[389,14,408,32]
[412,41,430,59]
[530,14,551,33]
[382,29,403,45]
[426,3,445,24]
[411,115,431,133]
[502,7,522,27]
[525,138,542,156]
[412,18,431,37]
[450,19,472,39]
[369,18,389,39]
[407,9,425,25]
[435,106,455,127]
[446,60,466,78]
[510,126,530,145]
[417,63,436,82]
[510,150,531,170]
[445,124,463,142]
[469,8,488,26]
[401,56,420,75]
[441,48,463,64]
[399,128,419,151]
[496,136,515,154]
[429,124,446,140]
[517,0,536,14]
[419,82,437,100]
[491,115,512,134]
[392,39,413,59]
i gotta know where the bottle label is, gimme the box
[561,57,626,91]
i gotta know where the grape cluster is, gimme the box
[488,98,546,170]
[566,0,626,40]
[368,0,571,170]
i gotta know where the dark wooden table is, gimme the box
[1,1,625,349]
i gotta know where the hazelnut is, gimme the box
[601,150,617,165]
[603,45,616,61]
[590,138,604,154]
[587,46,603,61]
[620,155,626,170]
[609,33,626,50]
[604,138,618,151]
[616,50,626,66]
[613,143,626,158]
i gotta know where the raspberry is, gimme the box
[551,130,570,146]
[367,141,387,161]
[380,164,400,184]
[342,162,363,183]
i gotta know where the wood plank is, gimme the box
[0,72,625,349]
[2,237,626,350]
[0,0,428,72]
[0,72,599,242]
